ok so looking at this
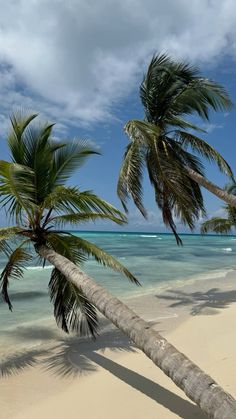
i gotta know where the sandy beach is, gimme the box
[1,269,236,419]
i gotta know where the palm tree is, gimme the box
[1,112,236,418]
[118,54,236,244]
[201,205,236,234]
[201,185,236,234]
[0,110,139,336]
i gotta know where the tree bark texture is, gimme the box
[38,245,236,419]
[186,168,236,208]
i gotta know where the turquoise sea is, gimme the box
[1,231,236,353]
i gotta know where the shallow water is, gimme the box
[1,232,236,353]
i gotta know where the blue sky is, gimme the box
[0,0,236,233]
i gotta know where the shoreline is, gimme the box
[1,266,235,357]
[1,268,236,418]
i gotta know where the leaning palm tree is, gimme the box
[1,112,236,418]
[0,111,139,336]
[118,54,236,244]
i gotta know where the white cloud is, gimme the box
[207,206,227,219]
[202,123,224,133]
[128,209,164,228]
[0,0,236,128]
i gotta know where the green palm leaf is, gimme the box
[49,268,98,337]
[0,247,32,310]
[117,141,146,216]
[51,140,100,186]
[45,233,98,336]
[66,235,140,285]
[0,111,139,338]
[8,110,38,163]
[0,226,22,240]
[51,212,126,227]
[201,217,233,234]
[42,186,127,225]
[176,131,233,178]
[0,160,37,223]
[119,53,234,243]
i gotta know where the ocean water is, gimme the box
[1,231,236,353]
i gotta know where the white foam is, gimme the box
[222,248,232,252]
[140,235,157,238]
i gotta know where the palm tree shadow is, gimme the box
[43,329,136,378]
[43,331,205,418]
[88,352,206,418]
[1,328,206,417]
[156,288,236,315]
[0,348,48,378]
[0,328,134,378]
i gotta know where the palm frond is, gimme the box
[201,217,233,234]
[51,212,126,227]
[120,117,207,244]
[12,120,64,204]
[0,240,12,256]
[8,110,38,163]
[117,141,146,216]
[66,235,140,285]
[141,54,233,123]
[0,247,32,310]
[171,78,233,121]
[51,141,100,186]
[176,131,233,178]
[146,147,204,244]
[42,186,127,225]
[45,233,87,265]
[44,232,98,337]
[49,268,98,337]
[226,205,236,225]
[124,119,161,146]
[165,117,206,133]
[0,226,22,240]
[0,160,37,223]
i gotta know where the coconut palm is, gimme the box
[1,112,236,418]
[0,110,139,337]
[118,54,236,244]
[201,205,236,234]
[201,185,236,234]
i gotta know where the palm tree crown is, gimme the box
[118,54,234,244]
[0,111,139,337]
[201,185,236,234]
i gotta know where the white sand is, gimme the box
[1,272,236,419]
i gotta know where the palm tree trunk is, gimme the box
[38,244,236,418]
[186,167,236,207]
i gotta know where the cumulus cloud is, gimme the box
[0,0,236,128]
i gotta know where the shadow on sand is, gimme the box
[0,326,206,418]
[156,287,236,315]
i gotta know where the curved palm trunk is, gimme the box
[186,168,236,207]
[39,245,236,418]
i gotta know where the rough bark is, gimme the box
[39,245,236,419]
[186,168,236,208]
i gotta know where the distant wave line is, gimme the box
[140,235,158,238]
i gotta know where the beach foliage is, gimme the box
[118,53,234,244]
[201,185,236,234]
[0,111,138,337]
